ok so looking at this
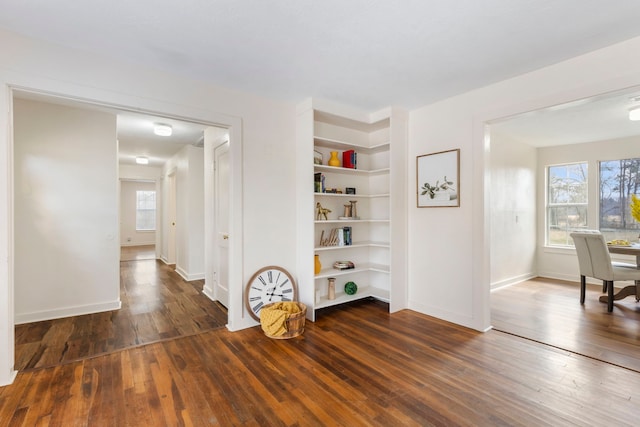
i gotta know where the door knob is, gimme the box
[223,234,229,240]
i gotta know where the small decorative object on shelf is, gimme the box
[314,254,322,275]
[316,202,331,220]
[344,281,358,295]
[345,187,356,194]
[338,200,359,220]
[333,260,355,270]
[314,150,323,165]
[327,277,336,300]
[328,151,340,167]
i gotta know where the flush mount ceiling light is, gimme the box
[153,123,173,136]
[136,156,149,165]
[629,106,640,121]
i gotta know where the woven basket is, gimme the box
[262,302,307,339]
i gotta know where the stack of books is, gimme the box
[333,261,355,270]
[342,150,357,169]
[314,172,325,193]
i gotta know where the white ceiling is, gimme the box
[491,87,640,147]
[5,1,640,157]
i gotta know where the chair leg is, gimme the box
[580,275,586,304]
[636,280,640,302]
[602,280,607,293]
[607,281,614,312]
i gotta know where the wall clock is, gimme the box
[244,265,297,321]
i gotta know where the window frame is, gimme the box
[135,190,157,232]
[546,161,588,247]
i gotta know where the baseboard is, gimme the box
[0,369,17,387]
[202,284,215,301]
[14,300,122,325]
[491,272,537,291]
[175,266,205,282]
[408,300,476,331]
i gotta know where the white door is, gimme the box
[214,141,230,307]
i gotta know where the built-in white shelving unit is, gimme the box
[296,99,408,321]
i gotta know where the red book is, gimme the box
[343,150,355,168]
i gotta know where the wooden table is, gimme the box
[600,245,640,303]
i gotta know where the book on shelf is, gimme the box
[314,172,326,193]
[343,226,352,245]
[333,260,355,270]
[342,150,356,169]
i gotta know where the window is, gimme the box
[136,190,156,231]
[599,158,640,242]
[547,163,588,246]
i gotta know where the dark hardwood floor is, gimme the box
[5,267,640,425]
[2,298,640,425]
[14,248,227,371]
[491,277,640,372]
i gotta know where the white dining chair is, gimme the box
[570,230,640,312]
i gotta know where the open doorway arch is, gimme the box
[1,85,244,385]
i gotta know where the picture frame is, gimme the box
[314,150,323,165]
[417,149,460,207]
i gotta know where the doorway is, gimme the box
[11,88,241,372]
[486,86,640,370]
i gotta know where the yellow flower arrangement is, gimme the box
[632,194,640,223]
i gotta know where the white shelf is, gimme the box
[314,286,390,310]
[314,192,390,198]
[314,136,390,154]
[314,219,389,224]
[297,101,406,321]
[314,241,390,251]
[314,263,390,279]
[314,165,389,176]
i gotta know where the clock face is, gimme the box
[244,266,297,321]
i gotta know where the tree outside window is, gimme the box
[599,158,640,242]
[136,190,156,231]
[547,163,588,246]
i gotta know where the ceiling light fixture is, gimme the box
[136,156,149,165]
[629,106,640,121]
[153,123,173,136]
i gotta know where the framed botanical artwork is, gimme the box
[417,149,460,207]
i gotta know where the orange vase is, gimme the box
[328,151,340,167]
[314,254,322,275]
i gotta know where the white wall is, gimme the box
[120,164,161,181]
[489,131,537,289]
[13,98,120,323]
[537,136,640,281]
[120,180,156,247]
[161,145,205,280]
[408,35,640,331]
[0,29,295,385]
